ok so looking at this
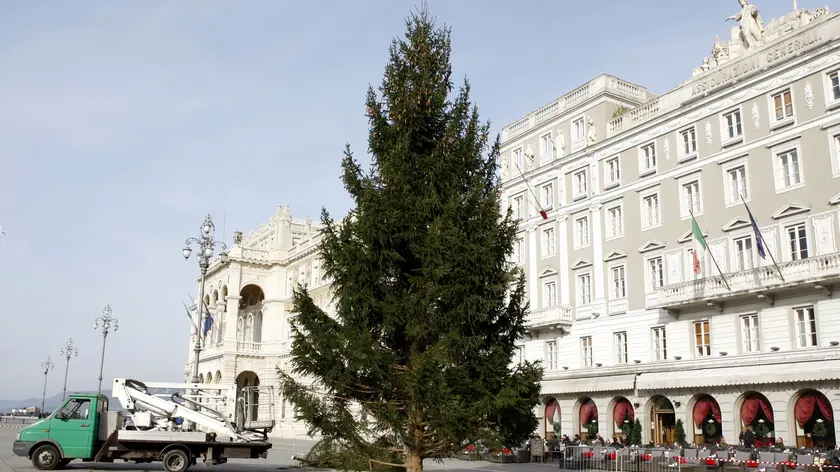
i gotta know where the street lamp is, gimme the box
[94,305,118,395]
[182,214,228,383]
[59,338,78,401]
[40,357,55,416]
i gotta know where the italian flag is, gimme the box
[691,218,708,275]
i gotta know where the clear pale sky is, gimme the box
[0,0,801,400]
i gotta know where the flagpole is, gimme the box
[513,160,548,218]
[740,195,786,283]
[690,208,731,291]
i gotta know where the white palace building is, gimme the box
[186,2,840,446]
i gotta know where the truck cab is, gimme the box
[13,393,106,469]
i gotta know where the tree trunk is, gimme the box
[405,451,423,472]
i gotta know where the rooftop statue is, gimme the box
[726,0,766,50]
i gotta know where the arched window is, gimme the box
[253,311,263,343]
[236,316,244,342]
[245,313,254,342]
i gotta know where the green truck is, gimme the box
[13,387,273,472]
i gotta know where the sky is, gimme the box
[0,0,803,400]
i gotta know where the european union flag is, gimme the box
[745,203,766,259]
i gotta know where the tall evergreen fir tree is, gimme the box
[277,7,542,472]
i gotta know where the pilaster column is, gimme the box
[528,226,538,305]
[590,203,605,303]
[224,296,241,344]
[557,215,570,306]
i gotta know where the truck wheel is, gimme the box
[162,449,190,472]
[31,444,61,470]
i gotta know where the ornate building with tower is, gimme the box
[498,2,840,448]
[184,205,332,439]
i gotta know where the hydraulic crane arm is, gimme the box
[112,378,252,442]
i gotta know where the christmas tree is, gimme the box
[277,7,542,472]
[675,419,687,447]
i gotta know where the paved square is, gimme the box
[0,426,569,472]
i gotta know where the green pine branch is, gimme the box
[277,6,542,472]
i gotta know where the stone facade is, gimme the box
[499,4,840,448]
[184,205,332,439]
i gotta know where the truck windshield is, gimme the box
[58,399,91,420]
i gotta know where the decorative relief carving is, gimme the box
[594,52,840,160]
[705,121,713,145]
[233,231,243,245]
[759,226,778,267]
[805,81,814,110]
[665,249,684,285]
[501,158,509,179]
[663,138,671,161]
[752,103,760,129]
[525,145,535,170]
[812,214,837,255]
[709,240,728,273]
[554,130,566,158]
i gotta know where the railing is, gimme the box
[656,253,840,307]
[236,341,263,353]
[526,305,573,329]
[501,75,651,142]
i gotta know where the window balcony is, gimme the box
[236,341,263,353]
[526,305,573,334]
[655,252,840,313]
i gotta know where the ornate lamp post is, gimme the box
[40,357,55,416]
[59,338,78,401]
[182,214,228,383]
[94,305,119,394]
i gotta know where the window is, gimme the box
[573,117,585,141]
[512,148,524,170]
[605,157,620,185]
[795,306,818,347]
[514,238,524,264]
[681,180,702,217]
[542,227,555,257]
[577,273,591,305]
[829,71,840,101]
[648,257,664,291]
[575,216,589,247]
[607,204,623,238]
[741,314,760,353]
[541,182,554,209]
[694,321,711,357]
[734,236,754,271]
[786,223,808,260]
[543,280,557,308]
[777,149,801,189]
[540,133,553,159]
[727,165,749,204]
[680,127,697,157]
[513,196,523,219]
[642,193,660,228]
[772,89,794,121]
[58,398,91,420]
[515,345,524,364]
[723,109,743,140]
[574,169,588,197]
[611,266,626,299]
[652,327,667,361]
[614,331,628,364]
[546,341,558,370]
[640,143,657,172]
[581,336,593,367]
